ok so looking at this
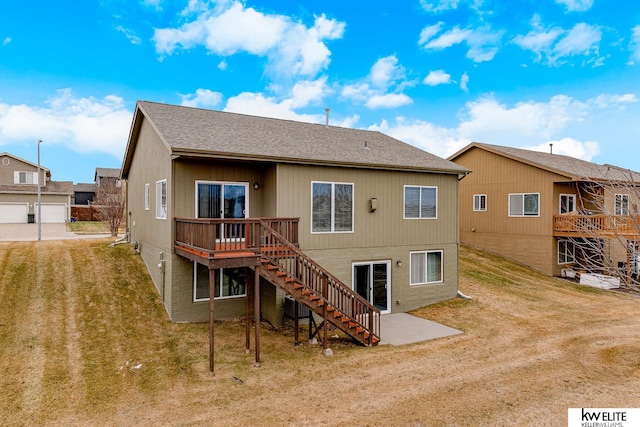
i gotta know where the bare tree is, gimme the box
[555,165,640,292]
[93,177,125,237]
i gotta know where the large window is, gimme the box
[410,250,443,285]
[193,263,247,301]
[404,186,437,219]
[144,183,150,210]
[311,182,353,233]
[473,194,487,212]
[509,193,539,217]
[615,194,629,215]
[558,240,575,264]
[156,179,167,219]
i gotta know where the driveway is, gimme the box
[0,223,116,241]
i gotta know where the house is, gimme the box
[0,152,72,223]
[120,101,469,347]
[95,167,122,188]
[448,142,640,282]
[73,183,97,205]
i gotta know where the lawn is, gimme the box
[0,240,638,426]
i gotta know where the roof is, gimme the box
[121,101,469,177]
[0,180,73,195]
[95,168,120,179]
[448,142,640,183]
[74,183,97,192]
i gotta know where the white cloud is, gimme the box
[629,25,640,63]
[526,137,599,160]
[419,24,502,62]
[0,89,131,157]
[366,94,413,109]
[341,55,412,109]
[460,72,470,91]
[153,2,344,79]
[2,37,11,46]
[424,70,452,86]
[180,89,223,108]
[515,18,602,65]
[420,0,461,13]
[115,26,142,45]
[555,0,594,12]
[217,60,227,70]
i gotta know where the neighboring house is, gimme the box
[73,183,97,205]
[449,142,640,281]
[121,101,469,345]
[0,152,72,224]
[95,167,122,188]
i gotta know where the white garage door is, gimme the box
[0,203,29,223]
[35,204,67,223]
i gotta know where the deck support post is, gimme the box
[254,267,261,367]
[293,297,300,346]
[208,266,216,374]
[245,270,252,353]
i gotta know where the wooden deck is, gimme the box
[553,214,640,239]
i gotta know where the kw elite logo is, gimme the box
[568,408,640,427]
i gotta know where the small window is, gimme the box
[615,194,629,215]
[404,186,437,219]
[558,240,575,264]
[15,171,37,185]
[559,194,576,214]
[193,263,247,301]
[156,180,167,219]
[473,194,487,211]
[311,182,353,233]
[144,183,150,210]
[410,250,443,285]
[509,193,539,217]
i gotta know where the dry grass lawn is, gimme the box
[0,240,639,426]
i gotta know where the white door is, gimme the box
[0,203,29,223]
[36,204,67,223]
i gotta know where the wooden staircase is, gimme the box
[256,220,380,346]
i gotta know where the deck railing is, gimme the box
[175,217,299,254]
[258,219,380,342]
[553,214,640,237]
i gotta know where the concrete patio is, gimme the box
[380,312,462,345]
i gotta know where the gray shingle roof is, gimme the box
[131,101,469,174]
[450,142,640,182]
[95,168,120,178]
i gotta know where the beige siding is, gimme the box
[0,155,47,187]
[455,147,571,276]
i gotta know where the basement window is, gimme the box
[193,263,247,301]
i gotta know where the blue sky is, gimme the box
[1,0,640,183]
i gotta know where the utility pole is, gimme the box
[37,139,42,241]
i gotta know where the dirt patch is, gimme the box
[0,241,638,426]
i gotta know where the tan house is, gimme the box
[449,142,640,282]
[0,152,72,223]
[121,101,469,345]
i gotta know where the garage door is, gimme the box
[0,203,29,223]
[35,204,67,223]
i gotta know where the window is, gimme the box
[473,194,487,211]
[509,193,539,217]
[193,263,247,301]
[404,186,437,219]
[615,194,629,215]
[311,182,353,233]
[558,240,575,264]
[559,194,576,214]
[144,183,150,210]
[14,171,38,185]
[156,180,167,219]
[410,250,443,285]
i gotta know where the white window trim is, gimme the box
[193,262,247,302]
[156,179,167,220]
[14,171,39,185]
[559,193,576,214]
[508,193,540,217]
[144,183,150,211]
[403,185,438,219]
[473,194,487,212]
[310,181,355,234]
[409,250,444,286]
[558,240,575,265]
[615,193,630,216]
